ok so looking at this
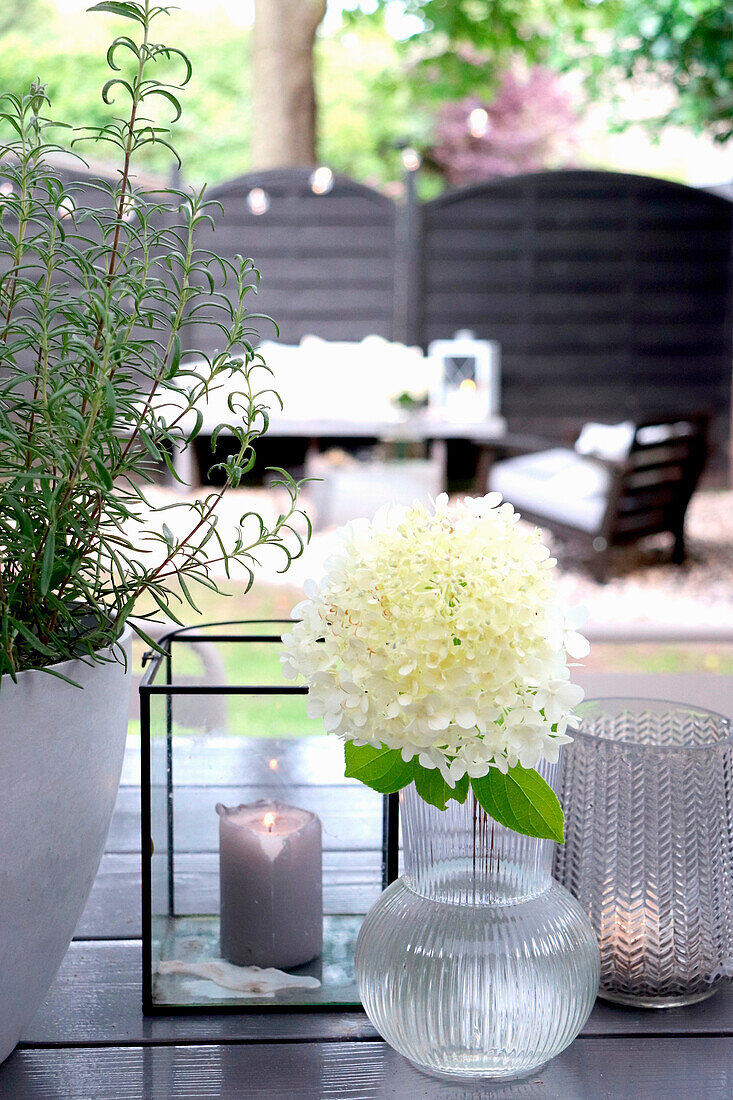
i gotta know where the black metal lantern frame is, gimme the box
[140,620,399,1015]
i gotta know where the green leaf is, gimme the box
[92,454,113,490]
[106,35,139,71]
[188,408,204,442]
[178,572,200,613]
[13,621,56,657]
[414,764,470,809]
[39,527,56,597]
[138,427,160,459]
[471,765,564,843]
[144,88,182,123]
[167,333,182,379]
[344,741,414,794]
[87,2,146,25]
[101,78,134,106]
[451,773,470,804]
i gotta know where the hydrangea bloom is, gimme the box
[282,494,589,786]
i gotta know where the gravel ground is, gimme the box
[548,489,733,630]
[134,486,733,632]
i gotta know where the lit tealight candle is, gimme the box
[600,896,661,998]
[216,800,322,969]
[446,378,484,422]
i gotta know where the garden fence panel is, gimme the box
[10,163,730,471]
[184,169,397,353]
[417,170,733,455]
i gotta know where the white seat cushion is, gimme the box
[488,448,611,533]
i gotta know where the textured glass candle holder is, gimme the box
[355,774,600,1080]
[555,699,733,1008]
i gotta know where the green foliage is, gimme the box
[1,0,728,202]
[470,765,564,842]
[343,740,563,839]
[0,0,50,37]
[343,741,414,793]
[347,0,733,155]
[0,2,598,192]
[0,1,307,681]
[337,0,604,192]
[0,7,252,184]
[596,0,733,142]
[344,0,604,102]
[317,22,429,186]
[414,764,469,810]
[0,10,420,189]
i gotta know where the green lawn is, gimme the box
[130,582,733,740]
[132,580,314,738]
[585,643,733,675]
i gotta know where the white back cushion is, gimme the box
[574,421,635,462]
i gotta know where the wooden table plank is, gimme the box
[5,1037,733,1099]
[23,941,733,1047]
[75,854,141,940]
[23,942,375,1047]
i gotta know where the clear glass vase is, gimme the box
[355,770,600,1080]
[555,699,733,1007]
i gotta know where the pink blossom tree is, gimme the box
[428,67,581,187]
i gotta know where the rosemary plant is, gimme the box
[0,1,307,682]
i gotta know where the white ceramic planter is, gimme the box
[0,627,132,1064]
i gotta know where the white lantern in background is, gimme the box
[427,329,501,421]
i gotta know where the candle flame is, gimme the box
[263,812,275,832]
[459,378,477,393]
[268,758,279,771]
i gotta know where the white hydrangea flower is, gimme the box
[282,495,588,782]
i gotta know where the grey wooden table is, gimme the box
[3,671,733,1099]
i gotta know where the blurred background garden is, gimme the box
[3,0,731,191]
[4,0,732,680]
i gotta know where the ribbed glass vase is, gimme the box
[355,769,600,1080]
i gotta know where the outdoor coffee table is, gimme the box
[169,403,511,491]
[3,666,733,1098]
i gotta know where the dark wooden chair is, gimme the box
[487,414,709,581]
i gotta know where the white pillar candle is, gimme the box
[216,800,323,969]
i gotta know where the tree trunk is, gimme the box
[251,0,327,169]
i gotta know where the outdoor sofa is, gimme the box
[488,414,709,581]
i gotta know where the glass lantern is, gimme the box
[140,620,399,1013]
[427,329,501,421]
